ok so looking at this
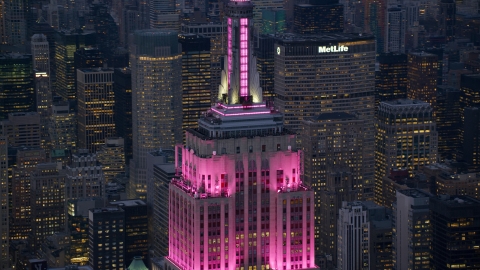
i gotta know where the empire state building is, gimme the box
[164,0,318,269]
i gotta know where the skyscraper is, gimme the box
[149,0,180,31]
[407,52,438,107]
[54,30,96,101]
[3,0,28,46]
[178,34,211,138]
[1,112,41,147]
[31,34,50,73]
[254,34,276,101]
[130,30,182,199]
[385,5,406,53]
[375,53,408,111]
[293,1,344,34]
[96,137,126,182]
[435,87,461,160]
[66,150,105,200]
[35,71,52,154]
[77,68,116,153]
[374,100,438,204]
[439,0,456,42]
[165,0,317,268]
[274,33,376,199]
[463,107,480,170]
[49,101,76,161]
[113,68,133,164]
[430,195,480,269]
[0,54,35,120]
[393,189,432,270]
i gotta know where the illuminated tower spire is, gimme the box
[218,0,262,104]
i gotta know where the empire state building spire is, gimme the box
[218,0,262,104]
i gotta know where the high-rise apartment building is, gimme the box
[77,68,116,153]
[30,162,66,250]
[293,2,344,34]
[97,137,126,182]
[66,150,105,200]
[166,0,317,268]
[393,189,432,270]
[0,137,8,269]
[113,68,133,164]
[1,112,41,147]
[374,100,437,204]
[130,30,182,199]
[375,53,408,111]
[407,52,439,107]
[0,53,35,120]
[385,5,406,53]
[430,195,480,269]
[274,33,376,198]
[179,34,211,137]
[54,30,96,101]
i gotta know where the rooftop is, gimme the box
[398,188,432,198]
[110,199,146,207]
[275,32,375,44]
[308,112,358,122]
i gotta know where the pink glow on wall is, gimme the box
[239,18,249,98]
[217,103,266,109]
[227,18,232,89]
[211,107,271,116]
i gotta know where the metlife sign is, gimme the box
[318,45,349,53]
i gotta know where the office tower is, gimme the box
[430,195,480,269]
[439,0,456,42]
[460,74,480,108]
[88,207,126,270]
[301,113,364,259]
[254,34,276,101]
[261,9,286,34]
[337,201,369,270]
[3,0,27,46]
[274,33,376,198]
[375,53,408,111]
[66,150,105,200]
[31,34,50,73]
[374,100,438,204]
[109,199,148,266]
[30,162,66,250]
[393,189,432,270]
[337,201,392,270]
[49,101,76,161]
[77,68,116,153]
[463,107,480,170]
[166,0,316,268]
[1,112,41,147]
[73,47,104,97]
[0,137,8,269]
[293,1,344,34]
[179,34,211,137]
[366,0,387,53]
[0,53,35,120]
[35,71,52,154]
[407,52,438,107]
[84,3,120,59]
[130,30,182,199]
[54,30,96,101]
[10,147,46,241]
[181,22,226,102]
[113,68,133,164]
[97,138,126,183]
[435,87,461,160]
[385,5,406,53]
[66,197,104,266]
[250,0,283,30]
[149,0,180,31]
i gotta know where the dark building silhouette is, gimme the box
[439,0,456,42]
[293,0,344,34]
[74,47,104,101]
[375,53,408,111]
[436,87,461,161]
[430,195,480,269]
[463,107,480,170]
[254,34,276,101]
[0,53,35,120]
[113,68,133,165]
[407,52,438,107]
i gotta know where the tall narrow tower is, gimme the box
[166,0,318,269]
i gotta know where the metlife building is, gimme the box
[274,33,376,199]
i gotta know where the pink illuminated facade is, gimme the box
[165,0,317,269]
